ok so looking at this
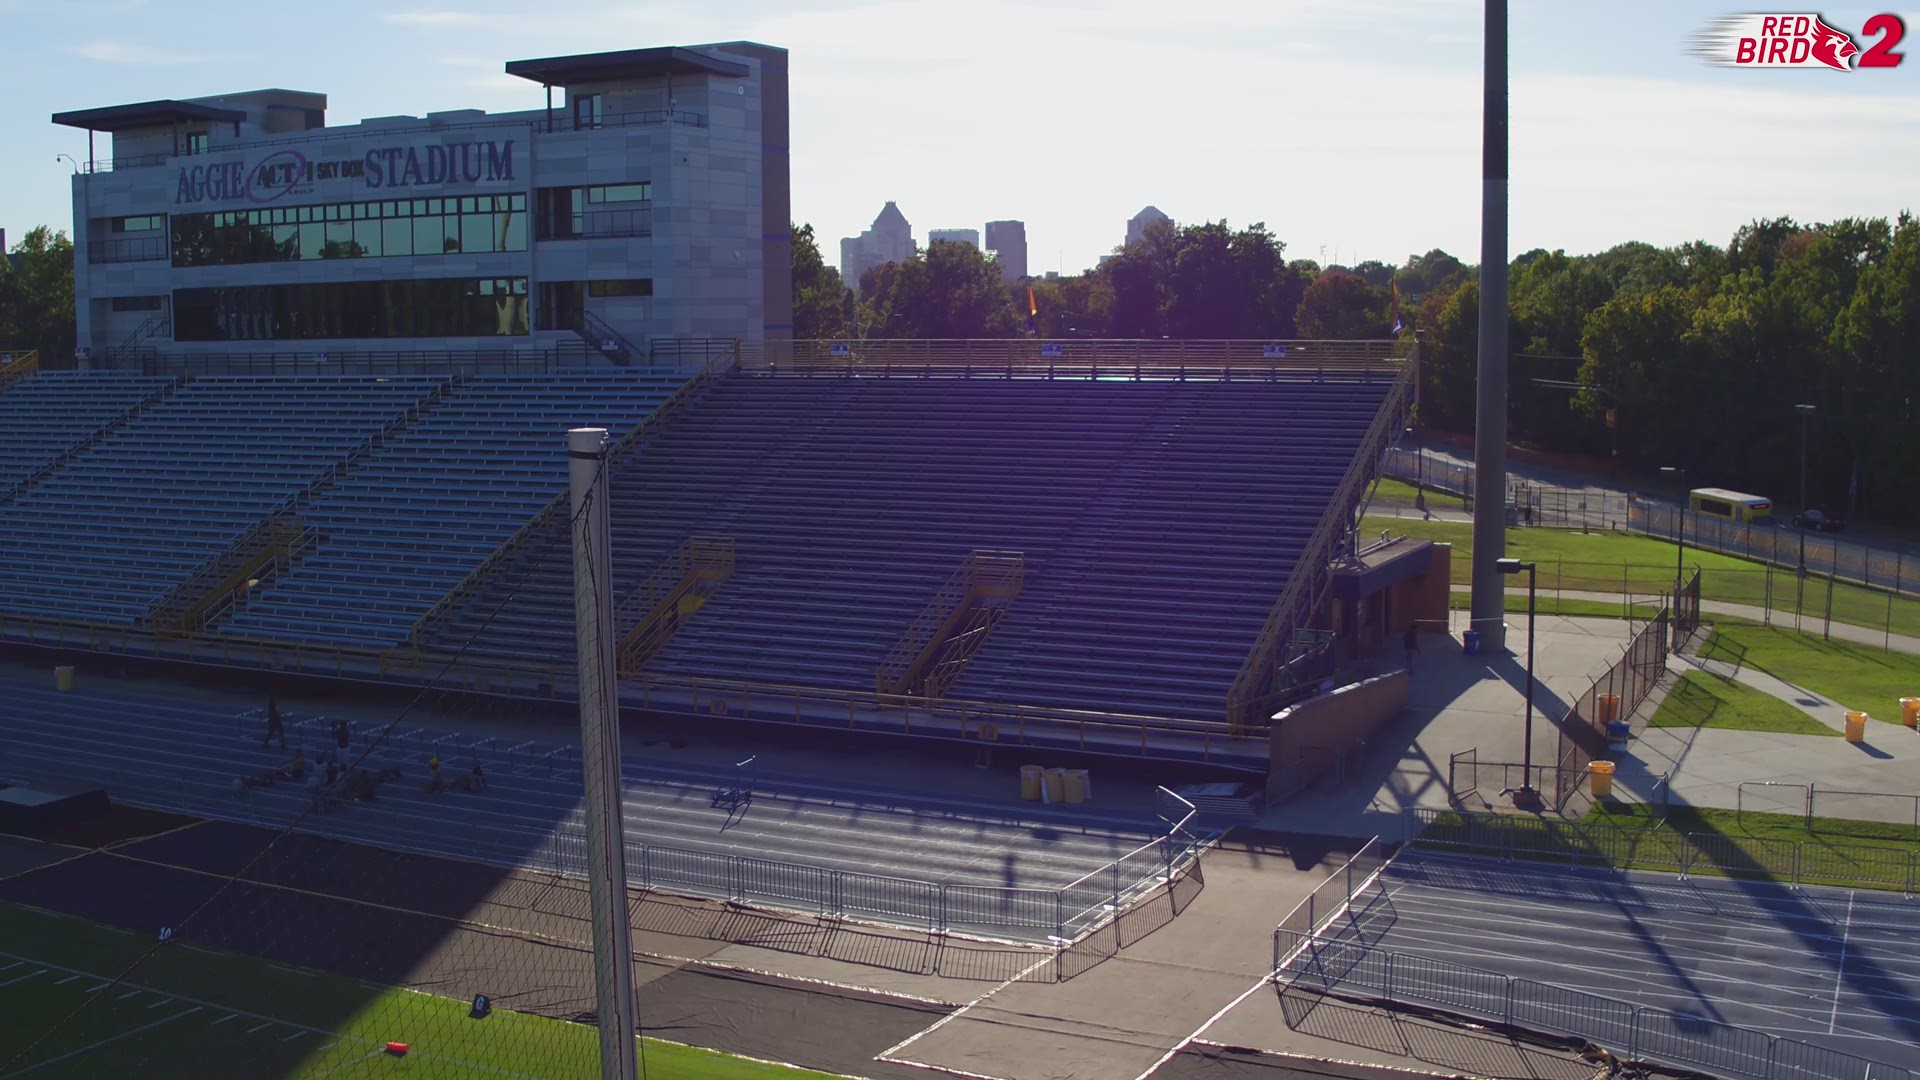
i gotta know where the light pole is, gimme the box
[1660,465,1686,605]
[1407,425,1426,516]
[1497,557,1537,804]
[1795,404,1816,575]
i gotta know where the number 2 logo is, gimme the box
[1859,13,1905,67]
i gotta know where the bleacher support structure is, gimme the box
[875,550,1024,702]
[614,537,736,677]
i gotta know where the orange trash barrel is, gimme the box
[1063,769,1090,804]
[1901,698,1919,729]
[1844,711,1868,743]
[1589,761,1615,799]
[1597,694,1621,724]
[1043,767,1067,804]
[1019,765,1044,801]
[54,666,74,692]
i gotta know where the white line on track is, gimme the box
[0,969,45,990]
[1830,890,1855,1035]
[874,952,1056,1065]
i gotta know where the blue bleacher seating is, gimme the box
[0,375,443,622]
[218,374,687,646]
[0,370,177,492]
[429,370,1392,721]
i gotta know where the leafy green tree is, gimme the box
[0,227,75,358]
[1295,270,1387,339]
[857,240,1019,338]
[1395,249,1467,298]
[791,223,854,339]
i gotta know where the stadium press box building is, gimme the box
[54,43,791,367]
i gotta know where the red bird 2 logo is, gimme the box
[1691,12,1906,69]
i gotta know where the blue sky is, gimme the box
[3,0,1915,274]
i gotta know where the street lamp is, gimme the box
[1795,404,1816,575]
[1497,557,1538,804]
[55,154,80,174]
[1660,466,1686,606]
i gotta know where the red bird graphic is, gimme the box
[1808,16,1860,70]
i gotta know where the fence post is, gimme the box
[1806,784,1815,832]
[1113,858,1122,911]
[1764,565,1773,626]
[1054,892,1065,943]
[1823,571,1834,640]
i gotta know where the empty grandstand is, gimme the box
[0,339,1414,771]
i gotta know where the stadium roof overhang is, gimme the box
[52,100,247,132]
[504,47,750,86]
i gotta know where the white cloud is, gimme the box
[70,40,208,64]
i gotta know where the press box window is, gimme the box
[110,296,165,312]
[588,279,653,298]
[587,183,651,203]
[112,215,165,233]
[185,132,209,155]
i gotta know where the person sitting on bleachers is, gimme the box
[455,763,488,794]
[276,750,309,781]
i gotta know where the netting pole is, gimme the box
[569,427,640,1080]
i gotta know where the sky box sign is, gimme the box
[173,138,518,207]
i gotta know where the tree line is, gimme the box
[793,213,1920,526]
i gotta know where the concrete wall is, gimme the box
[1267,670,1408,801]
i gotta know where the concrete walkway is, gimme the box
[1608,651,1920,822]
[1259,614,1635,840]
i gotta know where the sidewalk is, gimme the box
[1259,615,1634,839]
[1610,654,1920,819]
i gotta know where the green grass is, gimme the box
[0,902,844,1079]
[1699,623,1920,722]
[1645,670,1838,737]
[1369,515,1920,636]
[1369,477,1467,511]
[1419,805,1917,891]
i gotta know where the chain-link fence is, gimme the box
[1407,806,1920,892]
[1552,608,1670,810]
[1634,500,1920,598]
[1275,921,1912,1080]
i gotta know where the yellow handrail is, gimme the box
[875,550,1024,698]
[405,362,725,647]
[743,338,1408,375]
[0,350,41,391]
[614,536,734,676]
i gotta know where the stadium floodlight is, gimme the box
[1496,558,1538,804]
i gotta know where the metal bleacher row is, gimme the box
[0,370,177,493]
[0,375,445,622]
[218,374,686,646]
[429,370,1391,721]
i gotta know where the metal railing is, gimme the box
[0,349,40,391]
[1269,836,1391,971]
[126,348,582,377]
[403,361,722,647]
[537,208,654,241]
[1633,500,1920,600]
[1274,923,1913,1080]
[13,742,1206,946]
[88,235,169,264]
[79,110,705,174]
[1407,806,1920,893]
[1552,607,1670,810]
[740,337,1412,378]
[1447,750,1670,816]
[1738,781,1920,839]
[1227,347,1417,728]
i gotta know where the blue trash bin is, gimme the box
[1607,719,1632,752]
[1462,630,1482,656]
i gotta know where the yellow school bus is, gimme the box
[1689,487,1772,523]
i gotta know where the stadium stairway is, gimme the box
[214,374,689,647]
[425,370,1392,732]
[0,375,445,624]
[0,678,1165,938]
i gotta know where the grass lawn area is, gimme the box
[0,902,843,1079]
[1584,803,1920,890]
[1369,515,1920,636]
[1645,670,1837,737]
[1699,623,1920,722]
[1418,805,1917,891]
[1369,477,1468,511]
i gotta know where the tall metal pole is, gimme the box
[1522,563,1535,789]
[1796,404,1814,575]
[568,427,639,1080]
[1469,0,1511,651]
